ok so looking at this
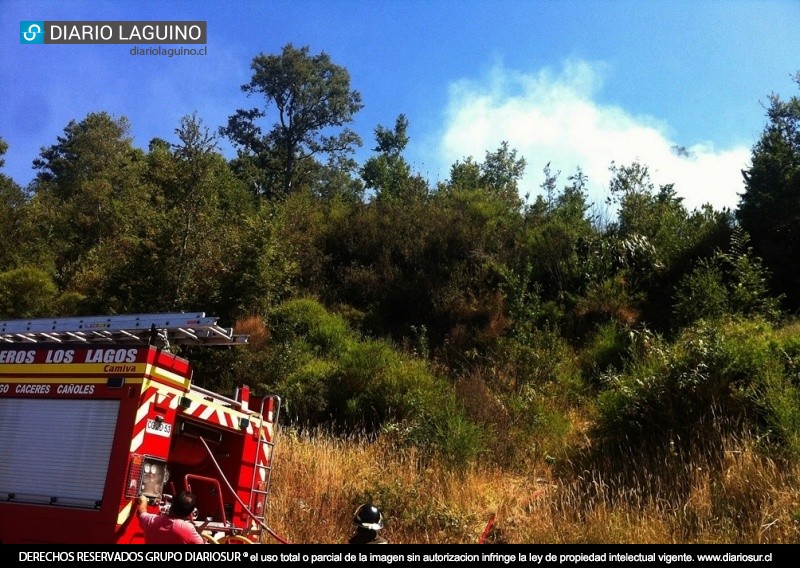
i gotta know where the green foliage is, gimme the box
[426,409,486,469]
[28,112,151,294]
[222,43,363,198]
[762,323,800,459]
[570,276,640,341]
[8,60,800,484]
[578,320,630,378]
[673,228,783,327]
[306,184,519,361]
[237,298,483,464]
[516,166,597,332]
[672,257,729,323]
[361,114,427,203]
[737,73,800,310]
[270,297,355,357]
[225,205,300,318]
[442,141,526,210]
[591,318,800,466]
[601,160,737,331]
[480,141,527,209]
[446,157,482,191]
[279,358,338,424]
[143,116,260,315]
[0,143,28,271]
[495,320,576,396]
[759,370,800,460]
[0,266,58,318]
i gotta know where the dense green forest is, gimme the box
[2,45,800,480]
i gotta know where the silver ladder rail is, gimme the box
[248,395,281,534]
[0,312,248,347]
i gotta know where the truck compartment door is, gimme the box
[0,399,120,509]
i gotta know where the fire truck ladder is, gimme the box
[248,395,281,535]
[0,312,248,349]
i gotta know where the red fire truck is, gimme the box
[0,312,282,544]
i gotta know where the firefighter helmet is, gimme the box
[353,503,383,530]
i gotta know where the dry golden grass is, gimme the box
[259,427,800,544]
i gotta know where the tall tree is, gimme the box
[222,44,363,199]
[737,73,800,309]
[361,114,427,202]
[600,161,733,332]
[28,112,150,296]
[522,166,595,305]
[441,141,526,210]
[481,141,526,209]
[129,114,260,316]
[0,138,28,270]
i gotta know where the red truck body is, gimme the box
[0,314,279,544]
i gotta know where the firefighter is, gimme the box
[347,503,388,544]
[136,491,205,544]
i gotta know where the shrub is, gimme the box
[250,298,484,465]
[269,297,355,357]
[578,320,631,380]
[585,317,800,484]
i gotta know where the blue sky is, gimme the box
[2,0,799,212]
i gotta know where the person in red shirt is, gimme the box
[136,491,205,544]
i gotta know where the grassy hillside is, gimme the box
[265,427,800,544]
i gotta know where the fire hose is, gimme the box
[477,513,496,544]
[198,436,290,544]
